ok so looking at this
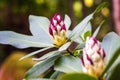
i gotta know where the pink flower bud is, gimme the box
[49,14,66,37]
[49,14,67,47]
[81,36,106,77]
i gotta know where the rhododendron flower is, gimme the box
[81,36,106,78]
[0,14,71,49]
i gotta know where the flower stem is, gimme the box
[67,49,73,56]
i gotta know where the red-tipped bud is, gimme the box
[49,14,67,47]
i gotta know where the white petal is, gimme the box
[69,13,94,39]
[0,31,54,48]
[64,14,71,30]
[58,42,71,51]
[20,47,53,60]
[29,15,52,43]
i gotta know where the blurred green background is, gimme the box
[0,0,116,79]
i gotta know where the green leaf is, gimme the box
[64,15,71,30]
[0,31,54,49]
[81,22,92,40]
[106,56,120,80]
[101,32,120,76]
[57,73,98,80]
[25,52,62,78]
[58,42,71,51]
[69,13,94,39]
[20,47,52,60]
[29,15,52,43]
[54,55,82,73]
[83,31,91,41]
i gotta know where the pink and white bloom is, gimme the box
[0,14,71,49]
[0,14,71,60]
[81,36,106,77]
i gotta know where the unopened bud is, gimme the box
[49,14,67,47]
[81,36,106,77]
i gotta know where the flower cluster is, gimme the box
[49,14,67,47]
[81,36,106,77]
